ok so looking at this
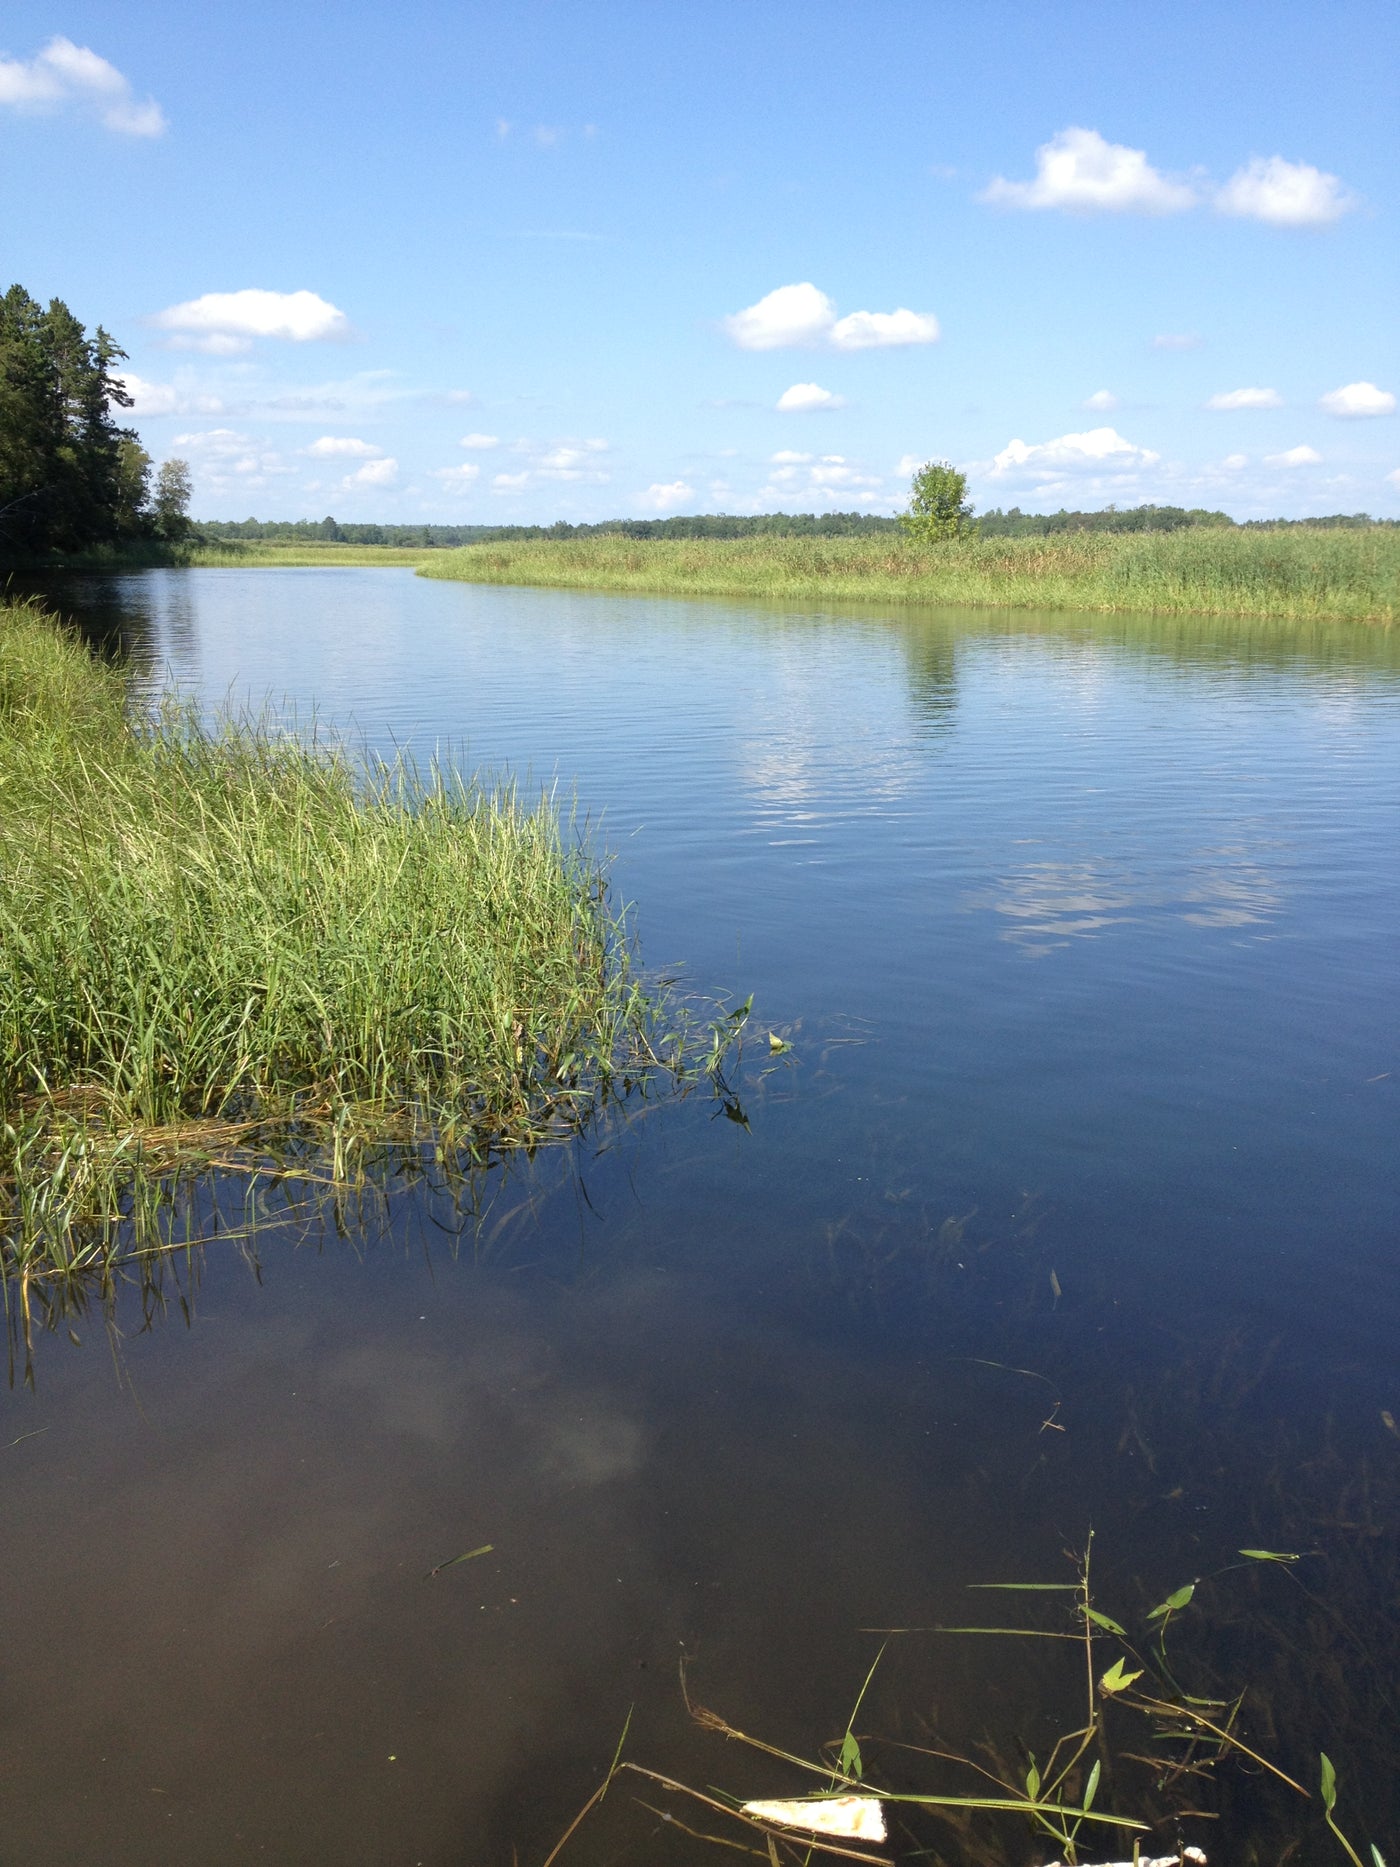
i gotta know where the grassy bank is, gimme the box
[419,528,1399,623]
[0,600,685,1276]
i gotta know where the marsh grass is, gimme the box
[420,529,1399,624]
[0,599,715,1277]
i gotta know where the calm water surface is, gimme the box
[4,569,1398,1864]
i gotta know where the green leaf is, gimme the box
[1100,1657,1144,1695]
[1083,1607,1128,1635]
[767,1031,790,1053]
[1370,1846,1387,1867]
[1320,1752,1337,1814]
[425,1542,493,1578]
[1146,1582,1195,1619]
[1025,1761,1041,1802]
[968,1582,1080,1591]
[1239,1548,1300,1563]
[839,1729,863,1780]
[1083,1760,1100,1811]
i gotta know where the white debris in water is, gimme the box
[740,1794,888,1840]
[1045,1852,1206,1867]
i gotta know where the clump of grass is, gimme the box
[419,529,1399,624]
[0,599,705,1275]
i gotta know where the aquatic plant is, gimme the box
[0,599,734,1278]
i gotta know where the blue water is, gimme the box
[4,568,1398,1864]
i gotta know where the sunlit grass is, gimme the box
[420,529,1399,623]
[0,599,700,1274]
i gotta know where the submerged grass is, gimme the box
[419,529,1399,624]
[0,599,706,1277]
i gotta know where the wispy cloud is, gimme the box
[342,457,398,489]
[1318,381,1395,418]
[0,35,165,136]
[1153,333,1202,351]
[304,435,383,457]
[637,480,694,511]
[152,289,351,354]
[1264,444,1322,467]
[117,373,224,417]
[1083,389,1120,412]
[460,433,501,449]
[1205,387,1283,410]
[431,463,482,489]
[725,282,939,351]
[776,382,845,412]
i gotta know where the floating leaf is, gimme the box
[1084,1607,1128,1635]
[1147,1582,1195,1619]
[1025,1760,1041,1802]
[1100,1657,1144,1695]
[768,1031,790,1053]
[425,1542,493,1578]
[1382,1411,1398,1439]
[1239,1548,1300,1563]
[1320,1752,1337,1814]
[1083,1760,1100,1811]
[1050,1269,1063,1303]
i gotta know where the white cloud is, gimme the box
[1205,387,1283,410]
[431,464,482,488]
[637,480,694,512]
[1264,445,1322,467]
[760,452,885,505]
[982,127,1196,214]
[342,456,398,488]
[895,454,926,478]
[777,382,846,412]
[1152,333,1203,351]
[829,307,940,350]
[443,389,477,405]
[168,427,294,490]
[1215,157,1355,227]
[537,440,609,480]
[117,372,224,417]
[304,435,382,457]
[1387,469,1400,491]
[152,289,351,353]
[1318,381,1396,418]
[492,471,530,493]
[1222,454,1248,470]
[0,35,165,135]
[460,432,500,449]
[1083,389,1120,412]
[724,281,939,351]
[724,282,837,349]
[988,426,1161,480]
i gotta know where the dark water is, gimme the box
[4,569,1398,1865]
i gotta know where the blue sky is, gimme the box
[3,0,1396,522]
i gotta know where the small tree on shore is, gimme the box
[900,459,975,541]
[153,458,193,541]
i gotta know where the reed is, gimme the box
[0,599,692,1275]
[419,528,1399,624]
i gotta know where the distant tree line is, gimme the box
[198,511,906,546]
[0,283,191,560]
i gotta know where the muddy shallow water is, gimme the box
[4,570,1398,1864]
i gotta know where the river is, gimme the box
[3,567,1398,1864]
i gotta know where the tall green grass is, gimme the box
[419,528,1399,623]
[0,600,685,1276]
